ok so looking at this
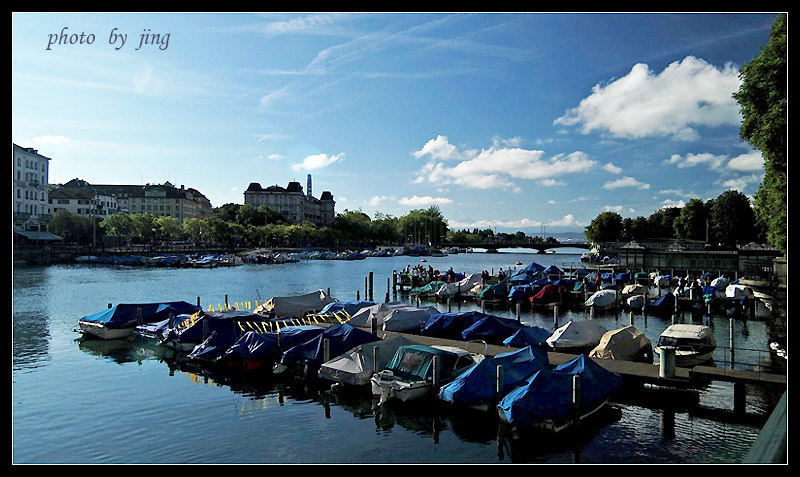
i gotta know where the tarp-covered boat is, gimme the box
[318,335,416,387]
[274,323,379,375]
[507,262,545,285]
[420,311,492,340]
[436,273,482,297]
[725,284,754,299]
[348,302,438,331]
[503,326,552,348]
[382,307,440,332]
[78,301,200,340]
[655,324,716,367]
[529,284,562,305]
[371,344,483,404]
[460,315,523,344]
[585,289,617,309]
[546,320,608,353]
[439,346,550,410]
[497,355,622,432]
[589,326,653,363]
[410,281,446,297]
[254,290,336,318]
[478,282,510,301]
[646,292,676,316]
[163,310,273,352]
[318,300,375,318]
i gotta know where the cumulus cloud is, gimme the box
[661,199,686,208]
[538,179,565,187]
[665,152,726,170]
[412,136,596,190]
[720,173,763,192]
[603,162,622,174]
[449,217,542,229]
[367,195,394,206]
[554,56,742,141]
[398,195,454,206]
[291,152,344,171]
[602,176,650,190]
[602,205,624,212]
[545,214,584,227]
[727,151,765,172]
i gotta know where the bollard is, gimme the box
[447,298,452,313]
[137,307,143,326]
[516,302,521,322]
[225,295,228,310]
[496,365,504,395]
[168,313,175,329]
[373,346,379,374]
[323,338,330,362]
[432,355,440,388]
[327,287,330,297]
[357,290,360,301]
[658,346,676,378]
[108,303,112,309]
[572,374,581,428]
[642,294,648,320]
[371,314,378,335]
[481,300,486,313]
[197,296,201,308]
[369,272,374,301]
[729,318,735,367]
[553,306,559,330]
[417,297,421,308]
[629,311,634,326]
[365,277,368,300]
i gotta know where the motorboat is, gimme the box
[371,344,484,404]
[589,326,653,363]
[77,301,200,340]
[654,324,716,367]
[546,320,608,354]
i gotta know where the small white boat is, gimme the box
[655,324,716,367]
[371,344,484,404]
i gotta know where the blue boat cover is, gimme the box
[222,331,281,362]
[648,293,675,313]
[508,285,533,300]
[497,355,622,428]
[508,262,545,284]
[461,315,523,344]
[439,346,549,406]
[421,311,492,339]
[478,282,509,300]
[544,265,562,274]
[615,273,631,283]
[278,323,379,367]
[187,330,241,362]
[503,326,552,348]
[164,310,266,345]
[81,301,200,329]
[601,273,614,282]
[384,345,462,381]
[553,278,577,289]
[573,269,590,277]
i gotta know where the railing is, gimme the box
[713,345,787,376]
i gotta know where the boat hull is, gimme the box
[78,320,134,340]
[497,399,609,433]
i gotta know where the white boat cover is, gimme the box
[710,277,729,290]
[255,290,336,317]
[318,335,416,386]
[435,273,483,297]
[585,289,617,307]
[589,326,652,361]
[626,295,645,308]
[659,324,716,345]
[546,320,608,350]
[621,284,647,298]
[653,275,670,288]
[347,302,408,327]
[382,307,440,332]
[725,284,753,298]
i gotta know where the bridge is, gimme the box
[439,242,591,253]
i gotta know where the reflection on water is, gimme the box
[12,256,785,463]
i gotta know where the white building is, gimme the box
[48,188,120,218]
[244,175,335,227]
[13,143,51,231]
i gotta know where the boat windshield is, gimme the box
[657,336,712,349]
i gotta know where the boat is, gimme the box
[546,320,608,354]
[496,355,622,433]
[371,344,484,404]
[348,302,439,332]
[273,323,379,377]
[654,324,716,367]
[589,325,653,363]
[435,273,482,298]
[318,335,416,387]
[420,311,492,340]
[77,301,200,340]
[254,289,336,318]
[584,289,617,310]
[439,346,550,411]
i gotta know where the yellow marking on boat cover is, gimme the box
[237,321,245,332]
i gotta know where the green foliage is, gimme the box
[733,13,786,253]
[709,190,756,247]
[673,199,708,241]
[396,206,449,244]
[48,209,94,245]
[585,212,623,243]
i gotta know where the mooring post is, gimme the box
[357,290,360,301]
[327,287,330,297]
[386,278,390,303]
[197,296,201,308]
[137,307,143,326]
[432,355,440,388]
[516,302,521,322]
[590,306,595,319]
[729,318,735,369]
[168,313,175,329]
[369,272,374,301]
[373,346,379,374]
[364,277,368,300]
[202,317,209,340]
[629,311,634,326]
[572,374,581,428]
[323,338,330,362]
[447,298,452,313]
[393,270,398,295]
[481,300,486,313]
[225,295,228,310]
[554,306,559,330]
[496,365,504,395]
[371,314,378,336]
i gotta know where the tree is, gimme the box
[397,206,449,244]
[733,13,787,253]
[49,209,94,245]
[154,216,182,239]
[709,190,756,247]
[673,199,709,241]
[99,213,134,241]
[584,212,623,243]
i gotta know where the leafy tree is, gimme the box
[48,209,94,245]
[733,13,787,253]
[648,207,681,238]
[154,216,182,239]
[709,190,756,247]
[99,213,134,240]
[673,199,709,241]
[397,206,449,244]
[584,212,623,243]
[131,213,160,242]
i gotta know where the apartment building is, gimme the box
[13,143,51,231]
[243,174,335,227]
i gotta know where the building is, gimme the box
[57,178,144,213]
[48,188,120,218]
[13,143,51,231]
[243,175,335,227]
[127,182,212,224]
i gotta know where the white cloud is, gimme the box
[547,200,557,204]
[538,178,565,187]
[555,56,742,141]
[33,135,70,145]
[291,152,344,171]
[661,199,686,208]
[727,151,765,172]
[545,214,584,227]
[449,217,542,229]
[602,205,624,212]
[603,162,622,174]
[721,173,763,192]
[367,195,394,206]
[412,136,596,190]
[665,152,726,170]
[602,176,650,190]
[398,195,453,207]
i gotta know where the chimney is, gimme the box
[307,174,312,198]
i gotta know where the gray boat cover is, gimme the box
[589,325,653,362]
[317,335,416,386]
[255,290,336,317]
[546,320,608,350]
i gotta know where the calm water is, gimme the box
[12,250,784,463]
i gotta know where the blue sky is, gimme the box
[12,12,780,233]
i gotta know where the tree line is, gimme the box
[584,189,764,248]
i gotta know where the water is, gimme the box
[12,251,784,463]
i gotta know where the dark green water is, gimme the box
[12,251,783,463]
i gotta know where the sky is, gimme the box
[11,12,781,234]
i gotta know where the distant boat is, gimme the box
[78,301,200,340]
